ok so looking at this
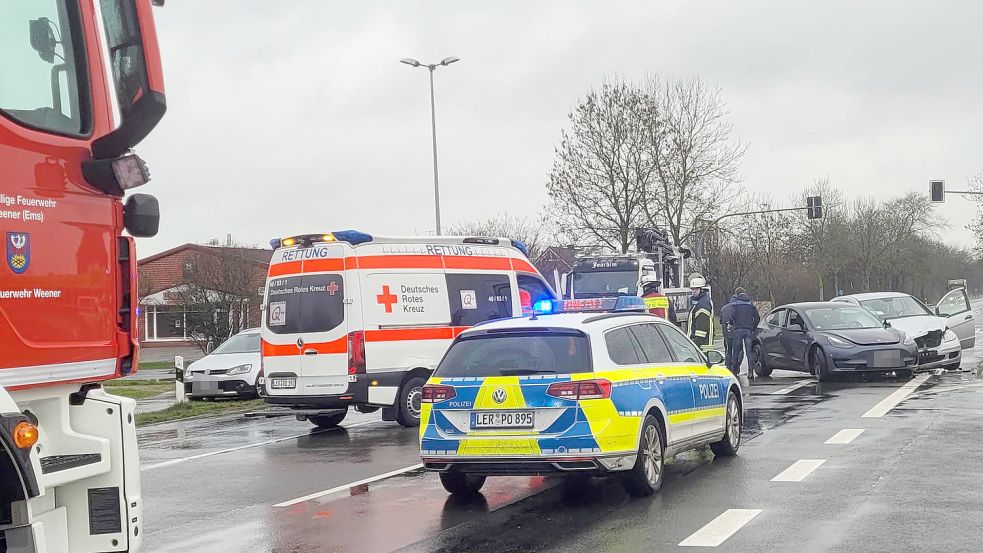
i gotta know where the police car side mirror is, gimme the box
[705,350,725,367]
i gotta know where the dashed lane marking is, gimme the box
[861,373,931,418]
[825,428,865,445]
[141,419,381,471]
[770,378,815,395]
[679,509,763,547]
[771,459,826,482]
[274,463,424,507]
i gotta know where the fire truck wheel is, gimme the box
[397,376,427,428]
[309,409,348,428]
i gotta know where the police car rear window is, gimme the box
[435,332,592,377]
[265,274,344,334]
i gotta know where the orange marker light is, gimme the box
[13,421,39,449]
[321,234,336,242]
[281,237,297,247]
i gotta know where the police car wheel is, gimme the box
[439,472,486,495]
[309,409,348,428]
[622,415,664,497]
[710,391,742,457]
[396,376,427,428]
[752,344,773,377]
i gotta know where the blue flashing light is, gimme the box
[533,299,554,314]
[613,296,648,312]
[511,239,529,257]
[332,230,373,245]
[269,238,280,249]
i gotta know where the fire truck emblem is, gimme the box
[6,232,30,274]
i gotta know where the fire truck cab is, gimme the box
[1,1,166,552]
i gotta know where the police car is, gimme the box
[420,297,742,497]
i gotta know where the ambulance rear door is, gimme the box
[264,244,350,397]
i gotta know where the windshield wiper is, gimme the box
[498,369,556,376]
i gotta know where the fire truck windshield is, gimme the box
[571,270,637,298]
[0,0,86,135]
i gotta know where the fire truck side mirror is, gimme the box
[91,0,167,159]
[124,193,160,237]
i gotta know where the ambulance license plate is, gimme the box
[270,378,297,389]
[470,411,535,429]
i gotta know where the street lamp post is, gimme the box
[400,56,459,235]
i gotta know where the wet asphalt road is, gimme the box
[138,310,983,552]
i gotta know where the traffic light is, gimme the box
[806,196,823,220]
[930,180,945,203]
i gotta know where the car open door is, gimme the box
[780,309,811,370]
[936,288,975,349]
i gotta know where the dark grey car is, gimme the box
[751,302,919,380]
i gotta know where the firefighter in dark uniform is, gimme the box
[687,275,714,352]
[640,275,676,322]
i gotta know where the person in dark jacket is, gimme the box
[719,293,739,372]
[687,276,714,352]
[727,288,760,379]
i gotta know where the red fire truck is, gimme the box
[1,1,165,551]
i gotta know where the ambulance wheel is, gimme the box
[710,391,742,457]
[622,415,664,497]
[396,376,427,428]
[439,472,486,495]
[309,409,347,429]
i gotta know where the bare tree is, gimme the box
[852,194,940,291]
[445,213,551,259]
[174,245,266,354]
[644,76,748,247]
[547,79,657,253]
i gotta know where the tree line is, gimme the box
[449,75,983,308]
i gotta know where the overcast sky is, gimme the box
[138,0,983,256]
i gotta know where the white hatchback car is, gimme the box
[185,328,262,398]
[831,290,974,371]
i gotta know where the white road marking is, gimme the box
[861,373,931,418]
[825,428,865,445]
[771,459,826,482]
[679,509,763,547]
[140,419,380,471]
[274,463,424,507]
[770,378,815,395]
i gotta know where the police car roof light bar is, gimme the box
[537,296,648,315]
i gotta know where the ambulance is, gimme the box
[259,232,557,428]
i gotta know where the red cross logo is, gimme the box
[377,285,398,313]
[326,281,339,295]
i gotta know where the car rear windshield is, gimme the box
[435,331,592,377]
[265,274,345,335]
[212,333,260,354]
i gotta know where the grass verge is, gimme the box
[138,360,180,371]
[136,399,266,426]
[104,380,173,400]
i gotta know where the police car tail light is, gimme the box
[348,331,366,375]
[546,379,611,400]
[421,384,456,403]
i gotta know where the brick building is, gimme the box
[138,244,272,346]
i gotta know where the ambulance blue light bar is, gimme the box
[533,296,648,315]
[270,230,373,249]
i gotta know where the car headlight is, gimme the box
[944,330,958,343]
[826,335,855,348]
[902,333,915,346]
[226,364,253,375]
